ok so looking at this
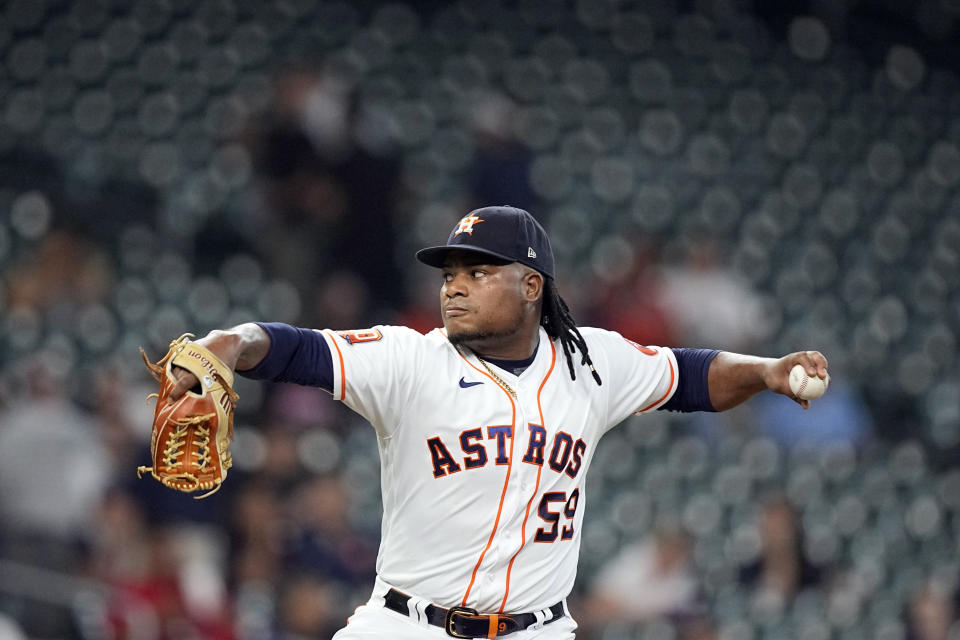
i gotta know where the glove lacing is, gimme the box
[137,334,238,499]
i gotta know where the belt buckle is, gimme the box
[445,606,479,638]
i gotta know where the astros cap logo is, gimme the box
[454,214,484,236]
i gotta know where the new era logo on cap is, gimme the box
[415,206,556,279]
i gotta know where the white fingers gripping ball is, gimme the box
[789,364,829,400]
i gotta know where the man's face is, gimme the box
[440,251,532,349]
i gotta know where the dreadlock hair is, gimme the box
[540,278,602,386]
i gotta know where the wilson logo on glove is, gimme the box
[138,334,238,499]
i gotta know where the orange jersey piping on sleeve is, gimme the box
[325,330,347,401]
[636,351,676,413]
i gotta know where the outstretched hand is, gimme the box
[166,324,270,402]
[167,331,241,402]
[764,350,829,409]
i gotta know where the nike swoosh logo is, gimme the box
[459,377,483,388]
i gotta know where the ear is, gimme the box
[523,270,543,303]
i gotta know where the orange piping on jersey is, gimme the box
[636,352,676,413]
[499,339,556,613]
[326,330,347,401]
[455,347,517,607]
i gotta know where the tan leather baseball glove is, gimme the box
[138,334,238,499]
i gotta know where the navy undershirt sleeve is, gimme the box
[239,322,334,392]
[658,348,720,413]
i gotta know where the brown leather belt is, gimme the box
[383,588,565,638]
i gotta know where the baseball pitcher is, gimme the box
[160,206,829,638]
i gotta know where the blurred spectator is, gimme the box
[249,67,406,315]
[81,489,236,639]
[275,573,341,640]
[84,489,153,584]
[467,92,539,214]
[659,237,769,351]
[587,234,676,347]
[283,475,378,591]
[579,525,701,633]
[748,374,873,450]
[5,230,114,311]
[738,496,824,604]
[906,580,958,640]
[0,356,112,542]
[91,360,155,471]
[396,268,446,335]
[257,424,309,492]
[0,614,26,640]
[124,529,233,640]
[229,482,286,640]
[264,386,342,434]
[312,270,374,330]
[678,616,719,640]
[229,482,285,587]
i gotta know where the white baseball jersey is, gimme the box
[320,324,678,619]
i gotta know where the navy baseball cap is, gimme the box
[416,206,555,279]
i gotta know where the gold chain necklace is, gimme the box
[476,356,518,399]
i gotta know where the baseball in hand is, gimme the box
[789,364,829,400]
